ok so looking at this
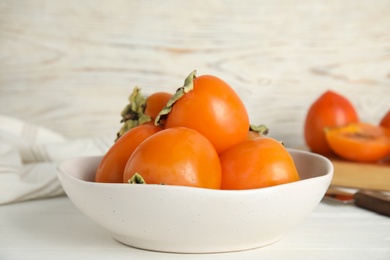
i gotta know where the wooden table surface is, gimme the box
[0,1,389,259]
[1,0,389,147]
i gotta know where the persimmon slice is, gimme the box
[325,123,390,163]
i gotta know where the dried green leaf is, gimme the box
[154,70,196,126]
[128,173,147,184]
[249,124,269,136]
[116,87,152,141]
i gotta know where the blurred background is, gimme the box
[0,0,389,148]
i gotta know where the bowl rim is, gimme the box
[57,148,333,195]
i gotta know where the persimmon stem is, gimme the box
[154,70,196,126]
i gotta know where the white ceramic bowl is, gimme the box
[57,149,333,253]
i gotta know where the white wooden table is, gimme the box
[1,197,389,259]
[0,0,390,259]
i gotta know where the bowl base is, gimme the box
[111,233,283,254]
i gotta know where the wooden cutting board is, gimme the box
[298,147,390,191]
[329,157,390,191]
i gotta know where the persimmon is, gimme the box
[380,110,390,129]
[123,127,222,189]
[219,137,300,190]
[95,124,163,183]
[325,122,390,163]
[157,71,249,154]
[144,92,172,121]
[304,90,358,155]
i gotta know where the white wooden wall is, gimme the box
[0,0,389,148]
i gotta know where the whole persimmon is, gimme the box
[95,124,163,183]
[219,137,300,190]
[157,71,249,154]
[304,90,359,155]
[123,127,222,189]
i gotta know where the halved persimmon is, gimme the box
[325,122,390,163]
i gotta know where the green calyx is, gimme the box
[154,70,196,126]
[128,173,147,184]
[249,124,269,136]
[116,87,152,141]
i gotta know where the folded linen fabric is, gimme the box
[0,115,113,205]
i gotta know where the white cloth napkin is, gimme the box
[0,115,113,205]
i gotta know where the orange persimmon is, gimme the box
[160,71,249,154]
[380,110,390,129]
[325,122,390,163]
[219,137,300,190]
[304,90,359,155]
[123,127,222,189]
[144,92,172,121]
[96,124,163,183]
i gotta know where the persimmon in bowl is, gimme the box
[57,149,333,253]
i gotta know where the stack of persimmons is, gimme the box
[95,71,300,190]
[95,70,390,190]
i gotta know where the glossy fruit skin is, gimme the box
[304,90,359,155]
[219,137,300,190]
[95,124,163,183]
[123,127,222,189]
[144,92,172,121]
[164,75,249,154]
[325,122,390,163]
[380,110,390,129]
